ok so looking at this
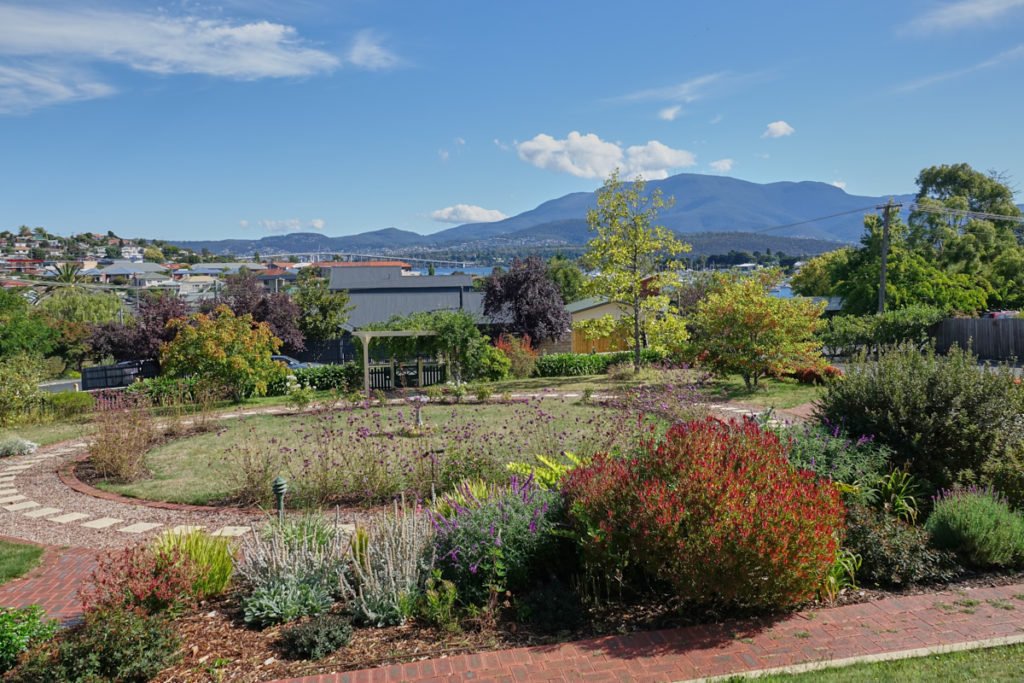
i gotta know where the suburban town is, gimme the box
[2,2,1024,682]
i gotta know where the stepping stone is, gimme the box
[48,512,90,524]
[24,507,61,518]
[0,477,15,484]
[81,517,123,529]
[210,526,250,537]
[0,489,17,497]
[118,522,162,534]
[0,495,27,505]
[4,501,39,511]
[169,525,205,535]
[1,465,32,472]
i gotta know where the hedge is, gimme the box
[534,349,665,377]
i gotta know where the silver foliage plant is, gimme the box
[341,496,436,627]
[235,512,351,596]
[0,437,38,458]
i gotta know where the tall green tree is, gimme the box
[293,267,353,341]
[577,170,690,370]
[546,253,585,303]
[38,289,124,324]
[790,248,851,297]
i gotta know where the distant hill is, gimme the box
[173,172,919,256]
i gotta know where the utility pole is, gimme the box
[877,199,900,314]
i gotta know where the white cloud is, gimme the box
[0,5,345,113]
[709,158,734,173]
[493,138,509,151]
[831,181,847,190]
[762,120,795,138]
[430,204,508,224]
[895,43,1024,91]
[516,131,696,180]
[257,218,325,232]
[238,219,250,228]
[454,137,466,146]
[346,29,400,70]
[908,0,1024,33]
[0,63,115,114]
[438,148,450,162]
[658,105,682,121]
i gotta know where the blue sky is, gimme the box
[2,0,1024,242]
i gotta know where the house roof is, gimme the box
[329,266,472,291]
[315,260,411,269]
[565,296,611,314]
[345,290,485,329]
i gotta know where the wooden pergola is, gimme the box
[351,329,438,395]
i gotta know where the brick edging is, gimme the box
[57,452,264,515]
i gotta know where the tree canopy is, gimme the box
[210,272,304,352]
[293,267,353,341]
[483,255,571,343]
[577,170,690,369]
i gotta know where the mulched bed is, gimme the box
[150,568,1024,683]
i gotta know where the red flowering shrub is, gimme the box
[494,334,538,379]
[81,544,197,615]
[823,365,843,380]
[563,418,845,607]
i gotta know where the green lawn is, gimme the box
[0,420,90,448]
[747,642,1024,681]
[0,540,44,586]
[715,376,823,410]
[99,401,622,507]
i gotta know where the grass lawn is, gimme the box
[0,420,90,448]
[715,376,823,410]
[0,539,44,586]
[748,642,1024,681]
[98,400,622,507]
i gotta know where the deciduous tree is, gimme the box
[483,255,570,343]
[577,170,690,370]
[293,267,353,341]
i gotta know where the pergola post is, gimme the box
[352,330,437,398]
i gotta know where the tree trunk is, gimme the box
[633,295,641,373]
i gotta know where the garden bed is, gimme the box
[151,568,1024,682]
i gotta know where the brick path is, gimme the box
[0,539,97,623]
[275,582,1024,683]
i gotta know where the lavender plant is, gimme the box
[430,475,568,606]
[779,420,891,486]
[926,487,1024,569]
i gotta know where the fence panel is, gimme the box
[933,318,1024,360]
[82,360,159,391]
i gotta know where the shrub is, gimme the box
[278,613,353,660]
[293,363,361,392]
[469,342,511,382]
[0,437,38,459]
[506,452,588,491]
[981,449,1024,511]
[815,344,1024,490]
[81,544,197,615]
[844,503,960,587]
[341,498,435,627]
[235,514,349,625]
[151,530,235,599]
[88,391,157,482]
[818,306,943,358]
[926,488,1024,569]
[563,418,845,607]
[431,476,569,606]
[9,605,180,683]
[243,582,334,628]
[494,334,538,379]
[417,570,459,631]
[533,349,666,378]
[0,355,46,427]
[516,581,584,632]
[780,421,890,486]
[0,606,57,673]
[471,383,494,402]
[45,391,94,419]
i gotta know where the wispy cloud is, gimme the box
[257,218,326,232]
[430,204,507,224]
[0,4,357,113]
[517,131,696,180]
[346,29,400,70]
[895,42,1024,91]
[658,105,682,121]
[762,120,794,138]
[907,0,1024,33]
[709,158,734,173]
[614,73,725,103]
[831,181,847,190]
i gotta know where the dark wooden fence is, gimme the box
[82,360,159,391]
[367,360,447,390]
[933,318,1024,360]
[293,338,356,364]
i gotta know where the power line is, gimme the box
[907,203,1024,223]
[749,205,880,234]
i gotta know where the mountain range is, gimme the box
[174,173,921,257]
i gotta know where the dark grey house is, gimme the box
[297,265,485,363]
[328,265,484,329]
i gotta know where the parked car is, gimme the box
[271,355,324,370]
